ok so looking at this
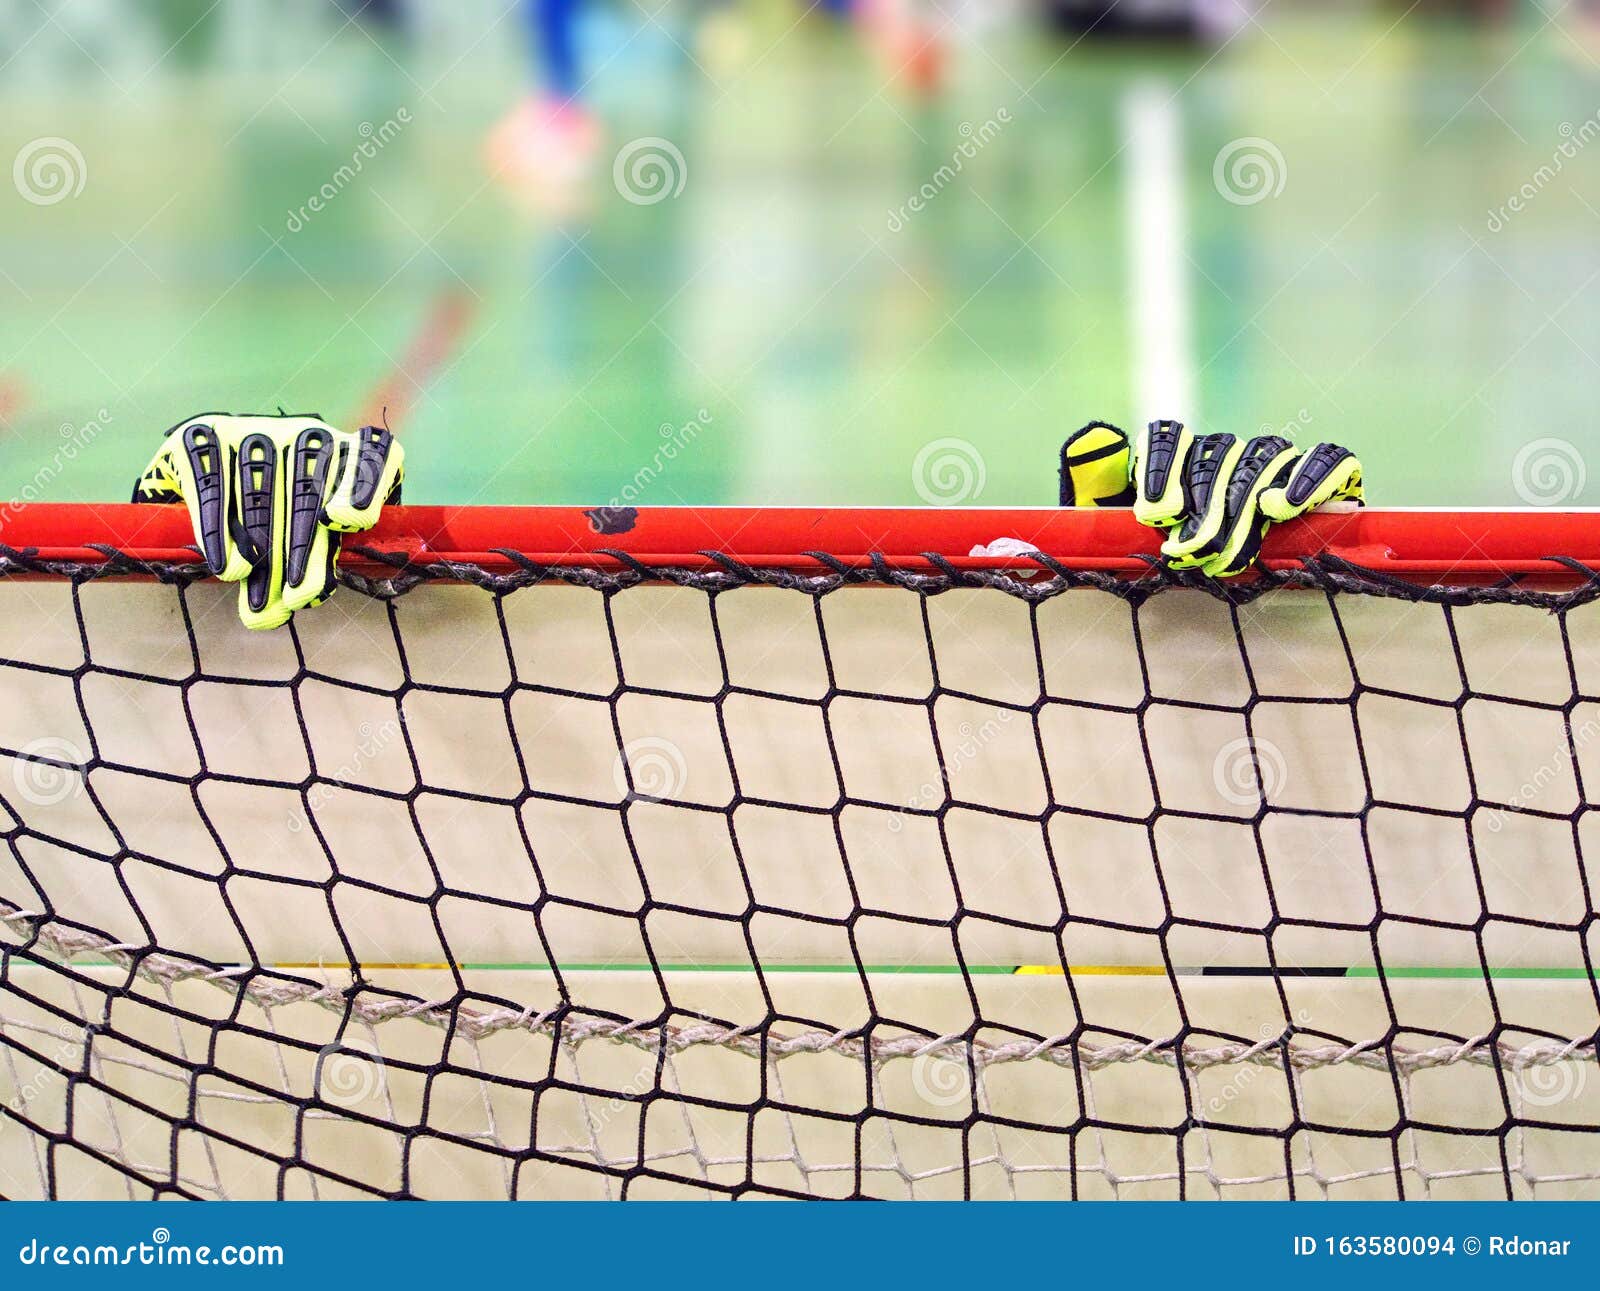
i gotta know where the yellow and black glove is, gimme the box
[132,412,403,630]
[1061,419,1362,577]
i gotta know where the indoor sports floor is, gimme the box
[2,0,1599,512]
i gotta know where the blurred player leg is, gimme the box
[486,0,603,199]
[334,0,413,55]
[336,0,405,26]
[853,0,947,97]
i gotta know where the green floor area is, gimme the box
[2,1,1598,510]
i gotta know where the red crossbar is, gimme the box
[1,503,1596,582]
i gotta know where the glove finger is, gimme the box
[284,532,343,615]
[235,432,291,631]
[1195,518,1271,578]
[1133,420,1193,529]
[285,424,338,591]
[1059,422,1134,507]
[324,427,404,533]
[1158,433,1242,558]
[1162,435,1297,573]
[1259,443,1363,521]
[167,421,253,581]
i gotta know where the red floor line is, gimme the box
[351,288,476,432]
[0,374,29,428]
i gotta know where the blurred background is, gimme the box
[1,0,1597,511]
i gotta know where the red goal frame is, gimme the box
[1,503,1597,585]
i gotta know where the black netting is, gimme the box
[2,542,1599,1200]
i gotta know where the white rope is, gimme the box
[7,904,1594,1077]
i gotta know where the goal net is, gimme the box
[2,503,1598,1201]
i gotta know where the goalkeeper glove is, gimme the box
[132,412,403,630]
[1061,419,1363,578]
